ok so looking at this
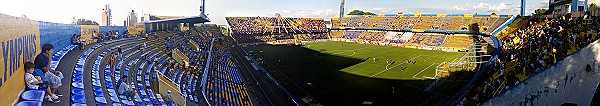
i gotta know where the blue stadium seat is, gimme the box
[137,76,142,82]
[93,86,102,92]
[95,97,107,105]
[71,88,84,94]
[122,100,135,106]
[94,90,105,97]
[110,96,119,103]
[92,79,101,87]
[71,94,86,104]
[73,76,83,83]
[72,82,84,89]
[15,101,42,106]
[20,90,44,101]
[71,103,87,106]
[107,89,117,97]
[106,81,115,89]
[143,98,151,105]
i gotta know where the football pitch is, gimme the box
[304,41,465,80]
[243,41,468,105]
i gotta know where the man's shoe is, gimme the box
[55,91,63,97]
[52,98,61,103]
[46,95,59,103]
[52,94,59,99]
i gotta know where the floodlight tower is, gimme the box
[340,0,345,19]
[200,0,206,15]
[521,0,526,16]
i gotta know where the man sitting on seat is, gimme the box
[118,76,136,100]
[72,34,84,51]
[24,62,60,103]
[34,43,64,99]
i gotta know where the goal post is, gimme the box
[435,44,478,79]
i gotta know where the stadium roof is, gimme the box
[145,15,210,24]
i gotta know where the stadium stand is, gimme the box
[334,15,501,36]
[441,35,474,50]
[413,16,436,30]
[388,16,408,30]
[8,22,250,106]
[226,17,327,35]
[458,15,600,105]
[226,14,511,51]
[330,30,345,38]
[342,30,364,39]
[226,16,328,44]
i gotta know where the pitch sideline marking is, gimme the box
[412,63,437,79]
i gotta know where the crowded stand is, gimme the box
[226,17,327,35]
[334,15,509,31]
[459,15,600,105]
[226,16,328,44]
[313,14,511,52]
[226,14,508,51]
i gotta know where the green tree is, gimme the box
[589,3,599,11]
[73,18,99,25]
[347,10,375,15]
[532,9,547,16]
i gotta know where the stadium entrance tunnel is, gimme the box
[241,43,476,105]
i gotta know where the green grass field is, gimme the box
[244,41,469,105]
[303,41,465,80]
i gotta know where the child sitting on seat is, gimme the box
[24,62,60,103]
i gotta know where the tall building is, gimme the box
[521,0,526,16]
[101,4,112,26]
[126,10,137,26]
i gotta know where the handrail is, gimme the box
[442,35,502,105]
[492,80,507,97]
[200,38,214,105]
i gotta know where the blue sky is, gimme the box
[1,0,598,25]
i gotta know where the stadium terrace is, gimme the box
[1,0,600,106]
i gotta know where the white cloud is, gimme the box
[451,2,519,14]
[523,0,549,15]
[268,8,338,19]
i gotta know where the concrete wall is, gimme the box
[39,22,80,53]
[38,22,126,53]
[0,13,41,106]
